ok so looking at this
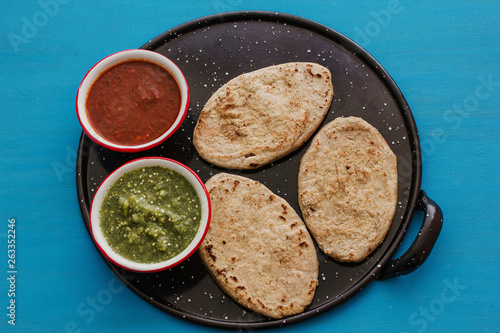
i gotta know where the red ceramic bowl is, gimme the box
[89,157,211,272]
[76,49,189,152]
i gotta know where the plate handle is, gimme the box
[376,190,443,280]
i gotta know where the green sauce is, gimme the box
[100,166,201,264]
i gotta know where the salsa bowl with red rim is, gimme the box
[76,49,189,152]
[89,157,211,273]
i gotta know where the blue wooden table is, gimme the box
[1,1,499,332]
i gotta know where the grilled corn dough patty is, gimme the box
[298,117,398,262]
[199,173,319,319]
[193,62,333,169]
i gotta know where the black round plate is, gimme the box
[76,11,422,329]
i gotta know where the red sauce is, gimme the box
[86,60,181,146]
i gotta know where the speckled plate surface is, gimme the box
[77,11,432,329]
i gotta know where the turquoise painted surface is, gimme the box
[1,1,499,332]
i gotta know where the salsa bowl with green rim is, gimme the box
[89,157,211,273]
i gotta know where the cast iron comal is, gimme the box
[76,11,443,329]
